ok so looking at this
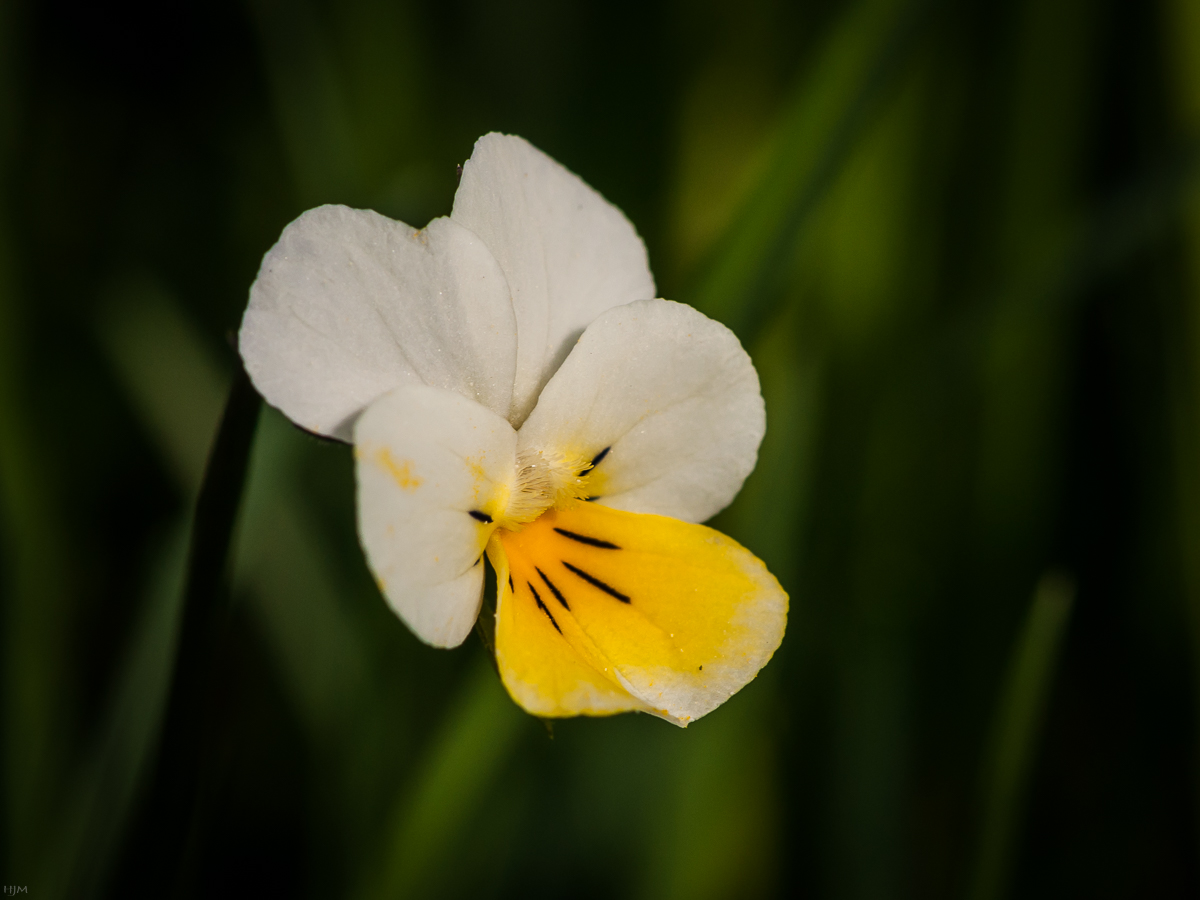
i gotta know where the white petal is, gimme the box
[354,385,517,647]
[240,205,518,441]
[451,133,656,427]
[517,299,764,524]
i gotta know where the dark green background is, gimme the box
[3,0,1200,897]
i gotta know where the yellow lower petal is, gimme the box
[487,536,643,720]
[489,502,788,726]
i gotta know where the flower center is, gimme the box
[495,447,596,529]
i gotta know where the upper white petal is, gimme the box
[451,133,656,427]
[240,205,518,440]
[517,299,765,524]
[354,385,517,648]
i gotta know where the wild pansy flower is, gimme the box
[239,133,787,725]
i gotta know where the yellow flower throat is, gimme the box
[489,445,610,530]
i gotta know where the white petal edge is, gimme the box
[354,385,517,647]
[240,205,518,441]
[451,133,656,427]
[517,299,765,524]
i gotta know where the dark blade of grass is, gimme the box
[113,363,261,896]
[47,523,188,900]
[0,0,76,881]
[48,287,226,898]
[688,0,933,344]
[968,572,1074,900]
[1160,0,1200,866]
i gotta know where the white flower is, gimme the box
[239,133,787,726]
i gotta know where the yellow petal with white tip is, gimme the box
[490,502,787,726]
[488,541,644,719]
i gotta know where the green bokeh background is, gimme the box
[4,0,1200,896]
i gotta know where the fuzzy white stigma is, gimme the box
[497,448,594,528]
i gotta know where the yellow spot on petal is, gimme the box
[466,455,488,485]
[374,447,422,491]
[465,454,492,505]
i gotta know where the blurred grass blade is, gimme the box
[722,306,822,588]
[119,364,261,895]
[637,682,781,900]
[99,278,231,494]
[250,0,434,217]
[46,522,189,899]
[1162,0,1200,860]
[0,15,72,875]
[248,0,360,206]
[235,409,371,737]
[969,572,1075,900]
[360,659,526,900]
[690,0,929,341]
[0,217,72,885]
